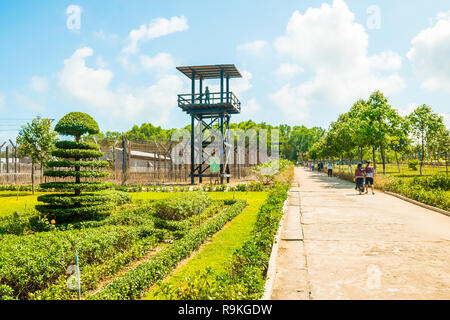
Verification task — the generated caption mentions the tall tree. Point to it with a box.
[407,104,444,175]
[16,116,58,194]
[361,91,400,174]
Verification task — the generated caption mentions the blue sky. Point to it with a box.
[1,0,449,141]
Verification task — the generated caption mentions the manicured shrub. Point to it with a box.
[154,192,211,221]
[154,184,289,300]
[88,200,247,300]
[37,112,118,223]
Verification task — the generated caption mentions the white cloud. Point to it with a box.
[59,47,116,107]
[407,11,450,92]
[440,113,450,128]
[269,84,309,122]
[122,15,188,55]
[272,0,404,119]
[139,52,176,73]
[236,40,268,55]
[96,56,109,68]
[396,103,418,117]
[30,76,49,94]
[58,47,185,126]
[275,63,304,79]
[240,98,261,116]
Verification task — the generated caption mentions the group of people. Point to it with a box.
[306,161,334,177]
[354,160,375,195]
[306,160,375,195]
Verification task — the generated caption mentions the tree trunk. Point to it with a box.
[420,133,424,176]
[380,143,386,175]
[372,147,377,174]
[359,147,363,162]
[395,151,400,173]
[446,154,448,176]
[31,160,35,195]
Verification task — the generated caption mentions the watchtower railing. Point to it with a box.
[178,91,241,113]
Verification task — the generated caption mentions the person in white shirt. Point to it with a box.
[327,161,333,177]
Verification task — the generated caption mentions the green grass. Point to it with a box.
[0,192,46,217]
[143,191,268,300]
[334,163,447,177]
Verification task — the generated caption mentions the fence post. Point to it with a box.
[6,146,9,174]
[0,142,5,173]
[122,135,127,186]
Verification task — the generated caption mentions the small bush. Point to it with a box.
[408,159,419,171]
[154,192,211,221]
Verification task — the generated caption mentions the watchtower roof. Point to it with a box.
[176,64,242,80]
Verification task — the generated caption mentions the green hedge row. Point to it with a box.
[155,184,289,300]
[55,141,99,150]
[153,201,223,237]
[0,223,164,299]
[39,182,114,192]
[385,177,450,211]
[37,191,130,207]
[51,149,104,159]
[47,160,110,168]
[30,236,160,300]
[88,200,247,300]
[154,192,211,221]
[43,170,110,178]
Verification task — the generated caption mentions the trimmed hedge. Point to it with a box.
[43,170,110,178]
[385,175,450,211]
[154,192,211,221]
[55,140,99,150]
[88,200,247,300]
[47,160,110,168]
[39,182,114,192]
[154,184,289,300]
[51,149,104,159]
[0,224,162,299]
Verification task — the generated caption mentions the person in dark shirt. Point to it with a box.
[364,160,375,195]
[355,163,365,194]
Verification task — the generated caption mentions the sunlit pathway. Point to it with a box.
[271,167,450,300]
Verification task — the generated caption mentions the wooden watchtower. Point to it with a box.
[176,64,242,184]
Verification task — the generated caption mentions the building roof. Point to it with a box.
[176,64,242,80]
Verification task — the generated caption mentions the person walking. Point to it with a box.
[355,163,365,195]
[327,161,333,177]
[364,160,375,195]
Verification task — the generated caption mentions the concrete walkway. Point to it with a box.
[270,167,450,300]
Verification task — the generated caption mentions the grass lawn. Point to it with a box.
[0,192,45,217]
[335,163,447,177]
[143,191,268,300]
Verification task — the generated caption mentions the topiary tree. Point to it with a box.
[37,112,122,222]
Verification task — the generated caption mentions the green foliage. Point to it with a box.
[408,159,419,171]
[47,160,110,168]
[38,112,112,222]
[51,149,104,159]
[154,184,288,300]
[385,174,450,210]
[154,192,211,221]
[248,181,265,191]
[251,159,293,185]
[43,170,109,178]
[39,181,114,191]
[55,140,99,150]
[88,200,247,300]
[54,112,100,138]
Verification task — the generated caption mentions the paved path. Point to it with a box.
[271,167,450,300]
